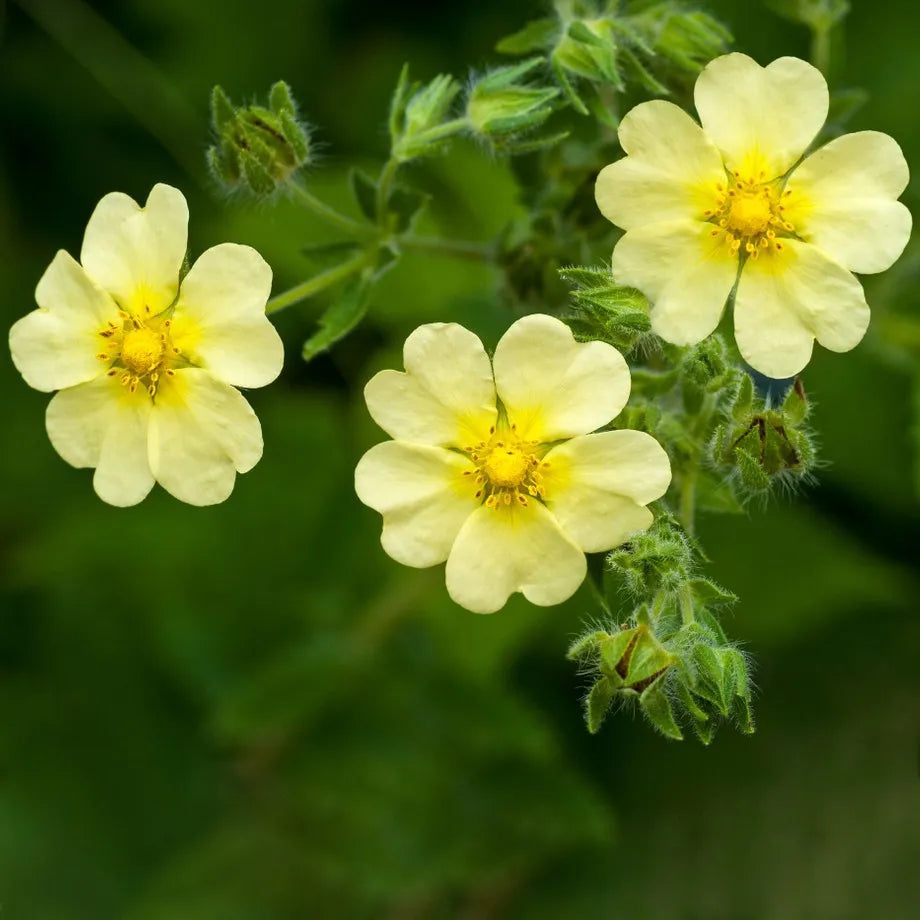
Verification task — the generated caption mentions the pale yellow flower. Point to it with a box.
[355,314,671,613]
[595,53,911,378]
[9,184,283,506]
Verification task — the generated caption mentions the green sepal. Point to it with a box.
[210,84,236,131]
[495,17,558,55]
[688,577,737,608]
[550,52,588,114]
[781,378,808,425]
[302,278,371,362]
[269,80,297,117]
[240,152,276,197]
[731,373,755,422]
[585,678,616,734]
[639,680,683,740]
[567,630,612,663]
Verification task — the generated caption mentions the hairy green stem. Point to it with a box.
[678,583,696,625]
[401,235,496,262]
[266,252,369,314]
[375,157,401,227]
[811,25,831,76]
[290,182,370,237]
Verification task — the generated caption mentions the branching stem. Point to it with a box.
[266,252,369,314]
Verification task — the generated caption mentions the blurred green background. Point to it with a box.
[1,1,918,917]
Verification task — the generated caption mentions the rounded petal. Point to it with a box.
[170,243,283,388]
[148,369,263,506]
[784,131,912,274]
[80,183,188,315]
[355,441,479,568]
[365,323,497,448]
[10,252,119,392]
[596,101,725,230]
[612,220,738,345]
[542,430,670,553]
[694,54,828,179]
[734,239,869,378]
[46,376,155,507]
[445,501,586,614]
[492,314,630,442]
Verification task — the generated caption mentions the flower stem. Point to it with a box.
[375,157,401,227]
[811,24,831,76]
[679,468,697,535]
[679,582,696,625]
[289,181,371,237]
[400,235,497,262]
[266,252,369,315]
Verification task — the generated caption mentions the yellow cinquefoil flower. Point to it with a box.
[595,53,912,378]
[355,314,671,613]
[9,184,283,507]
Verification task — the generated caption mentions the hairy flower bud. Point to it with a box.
[207,82,312,197]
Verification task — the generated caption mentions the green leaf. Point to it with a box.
[495,18,558,55]
[387,185,428,233]
[302,279,371,362]
[349,168,377,223]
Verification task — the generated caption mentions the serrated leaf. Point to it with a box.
[302,279,371,362]
[585,678,616,733]
[639,681,683,740]
[496,18,558,55]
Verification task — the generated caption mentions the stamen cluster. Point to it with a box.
[463,424,546,509]
[704,173,795,260]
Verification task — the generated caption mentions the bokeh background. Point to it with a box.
[1,1,918,917]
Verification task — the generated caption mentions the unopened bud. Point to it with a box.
[207,82,312,197]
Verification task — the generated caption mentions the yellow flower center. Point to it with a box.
[464,425,546,509]
[704,174,796,260]
[482,446,530,488]
[725,192,773,237]
[121,327,165,376]
[95,312,181,397]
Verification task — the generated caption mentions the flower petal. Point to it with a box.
[10,252,120,392]
[445,501,586,614]
[596,100,725,230]
[542,430,670,552]
[80,183,188,315]
[612,220,738,345]
[734,239,869,378]
[694,54,828,179]
[364,323,497,448]
[170,243,283,389]
[784,131,912,274]
[148,369,263,506]
[355,441,479,568]
[492,314,630,442]
[46,376,155,506]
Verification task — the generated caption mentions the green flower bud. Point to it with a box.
[466,58,560,147]
[559,265,651,352]
[607,514,695,600]
[712,376,816,499]
[389,66,464,162]
[207,82,312,197]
